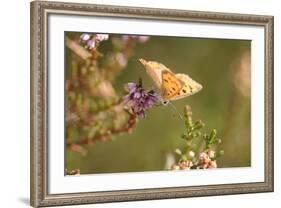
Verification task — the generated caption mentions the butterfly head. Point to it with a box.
[162,100,169,106]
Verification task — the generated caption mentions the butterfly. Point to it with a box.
[139,58,202,103]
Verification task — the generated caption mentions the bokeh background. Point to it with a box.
[65,32,251,174]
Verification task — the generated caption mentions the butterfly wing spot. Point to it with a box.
[181,85,193,94]
[188,85,193,93]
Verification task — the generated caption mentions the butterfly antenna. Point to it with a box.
[168,102,184,121]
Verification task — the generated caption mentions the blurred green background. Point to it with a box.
[65,33,251,174]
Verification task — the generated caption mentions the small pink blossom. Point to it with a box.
[209,161,217,169]
[207,149,215,158]
[121,35,150,44]
[178,161,193,170]
[95,34,109,42]
[80,33,91,42]
[86,39,95,49]
[199,152,211,163]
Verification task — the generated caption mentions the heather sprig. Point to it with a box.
[80,33,109,50]
[171,105,224,170]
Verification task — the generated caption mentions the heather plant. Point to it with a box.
[66,33,149,154]
[171,105,224,170]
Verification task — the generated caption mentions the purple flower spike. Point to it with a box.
[124,81,158,118]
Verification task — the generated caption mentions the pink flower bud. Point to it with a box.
[171,164,180,170]
[209,161,217,169]
[80,33,91,42]
[188,151,195,158]
[199,152,208,160]
[178,161,193,170]
[86,40,95,49]
[207,149,215,158]
[187,161,193,168]
[199,152,211,164]
[95,34,109,42]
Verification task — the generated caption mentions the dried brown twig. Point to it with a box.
[66,111,137,147]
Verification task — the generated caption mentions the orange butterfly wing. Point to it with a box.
[161,70,183,100]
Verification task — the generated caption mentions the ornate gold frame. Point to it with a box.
[30,1,274,207]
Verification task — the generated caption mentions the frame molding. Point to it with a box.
[30,1,274,207]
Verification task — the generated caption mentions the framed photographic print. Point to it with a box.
[30,1,274,207]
